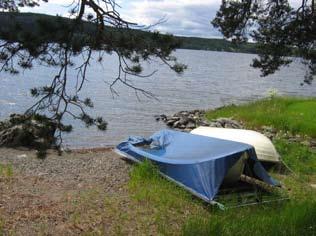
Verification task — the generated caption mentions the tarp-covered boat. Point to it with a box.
[115,129,278,203]
[190,127,280,163]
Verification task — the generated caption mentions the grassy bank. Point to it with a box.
[205,96,316,180]
[122,96,316,235]
[205,96,316,137]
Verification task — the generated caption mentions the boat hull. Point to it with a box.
[191,127,280,163]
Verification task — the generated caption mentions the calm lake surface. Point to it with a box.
[1,49,315,147]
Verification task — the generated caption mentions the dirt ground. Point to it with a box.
[0,147,132,235]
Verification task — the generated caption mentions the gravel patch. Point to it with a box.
[0,148,130,188]
[0,147,133,234]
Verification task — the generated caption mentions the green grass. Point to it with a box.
[128,159,193,208]
[128,160,208,234]
[182,201,316,236]
[205,97,316,137]
[274,139,316,176]
[0,163,13,178]
[128,158,316,236]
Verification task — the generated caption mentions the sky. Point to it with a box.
[21,0,301,39]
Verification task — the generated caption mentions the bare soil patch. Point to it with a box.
[0,147,132,235]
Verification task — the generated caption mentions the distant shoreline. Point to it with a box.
[0,11,257,55]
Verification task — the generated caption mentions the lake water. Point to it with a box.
[0,49,315,148]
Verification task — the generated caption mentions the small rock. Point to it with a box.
[309,140,316,147]
[207,122,218,127]
[160,114,167,119]
[166,120,175,127]
[229,120,242,129]
[215,118,229,126]
[300,140,310,146]
[200,121,210,127]
[173,121,181,128]
[262,126,276,133]
[224,123,232,128]
[17,154,27,158]
[263,132,274,140]
[288,137,300,142]
[179,111,189,116]
[38,172,48,176]
[183,128,192,132]
[192,115,198,119]
[170,116,180,121]
[186,122,196,129]
[179,117,189,126]
[160,114,167,121]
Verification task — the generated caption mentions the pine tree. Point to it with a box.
[213,0,315,84]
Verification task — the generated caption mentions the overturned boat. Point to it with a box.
[115,129,279,203]
[191,127,280,163]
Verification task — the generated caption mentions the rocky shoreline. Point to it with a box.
[155,109,316,149]
[155,110,243,132]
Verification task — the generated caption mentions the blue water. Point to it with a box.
[0,49,315,147]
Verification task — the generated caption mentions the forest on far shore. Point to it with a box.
[0,12,257,54]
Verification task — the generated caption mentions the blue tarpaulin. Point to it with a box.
[116,129,278,202]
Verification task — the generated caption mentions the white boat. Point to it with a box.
[191,126,280,163]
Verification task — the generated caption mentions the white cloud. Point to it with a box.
[119,0,221,37]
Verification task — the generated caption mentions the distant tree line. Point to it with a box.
[0,12,258,54]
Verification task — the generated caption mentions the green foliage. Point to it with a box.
[212,1,316,83]
[0,0,45,12]
[205,97,316,137]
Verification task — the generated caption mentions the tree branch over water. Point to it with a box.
[0,0,186,154]
[212,0,315,84]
